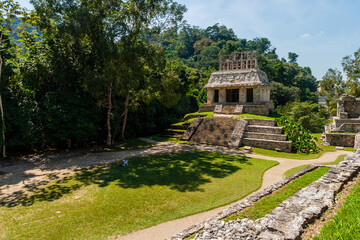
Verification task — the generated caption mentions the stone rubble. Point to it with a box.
[190,151,360,240]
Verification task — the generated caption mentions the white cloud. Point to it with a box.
[300,33,311,38]
[319,30,325,34]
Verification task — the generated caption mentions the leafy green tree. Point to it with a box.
[319,68,346,116]
[319,68,345,97]
[288,52,299,64]
[33,0,186,145]
[204,23,237,42]
[271,82,301,107]
[282,101,326,133]
[197,45,220,70]
[0,0,36,157]
[342,48,360,97]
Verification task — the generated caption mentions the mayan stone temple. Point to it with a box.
[200,51,273,116]
[181,51,292,152]
[323,94,360,147]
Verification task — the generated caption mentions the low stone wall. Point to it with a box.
[242,105,269,116]
[198,105,215,113]
[241,138,292,152]
[333,117,360,128]
[324,133,355,147]
[338,123,360,132]
[180,151,360,240]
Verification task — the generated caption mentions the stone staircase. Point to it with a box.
[241,119,292,152]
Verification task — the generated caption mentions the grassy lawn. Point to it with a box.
[283,155,347,178]
[94,138,154,152]
[0,151,277,240]
[225,167,329,221]
[284,165,311,178]
[314,179,360,240]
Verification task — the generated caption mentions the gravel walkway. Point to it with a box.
[0,140,351,240]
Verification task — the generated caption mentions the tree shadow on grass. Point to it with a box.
[0,151,250,207]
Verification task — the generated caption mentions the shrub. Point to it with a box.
[276,116,320,153]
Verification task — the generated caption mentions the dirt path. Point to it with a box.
[0,141,351,240]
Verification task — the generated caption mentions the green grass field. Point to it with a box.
[226,167,329,221]
[0,151,277,240]
[283,154,347,178]
[283,165,311,178]
[314,179,360,239]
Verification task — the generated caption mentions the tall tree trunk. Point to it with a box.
[121,94,129,140]
[106,82,112,146]
[0,56,5,158]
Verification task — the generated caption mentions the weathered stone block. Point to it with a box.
[355,133,360,150]
[228,119,247,148]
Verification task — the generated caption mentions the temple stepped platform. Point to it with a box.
[182,117,292,152]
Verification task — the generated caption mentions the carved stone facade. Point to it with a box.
[203,51,272,115]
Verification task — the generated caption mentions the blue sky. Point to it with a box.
[18,0,360,80]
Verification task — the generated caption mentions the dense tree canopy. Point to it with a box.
[0,0,339,156]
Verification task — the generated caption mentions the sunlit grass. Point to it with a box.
[283,154,347,178]
[284,165,311,178]
[0,151,277,240]
[314,179,360,240]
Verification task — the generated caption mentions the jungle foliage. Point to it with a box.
[0,0,342,155]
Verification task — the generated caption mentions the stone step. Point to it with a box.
[246,119,275,127]
[246,125,283,134]
[160,132,183,138]
[243,132,288,141]
[242,138,292,152]
[171,124,188,130]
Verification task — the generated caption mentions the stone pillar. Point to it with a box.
[239,88,246,104]
[355,133,360,150]
[253,87,260,104]
[266,88,270,102]
[207,89,214,105]
[337,100,347,119]
[219,89,226,103]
